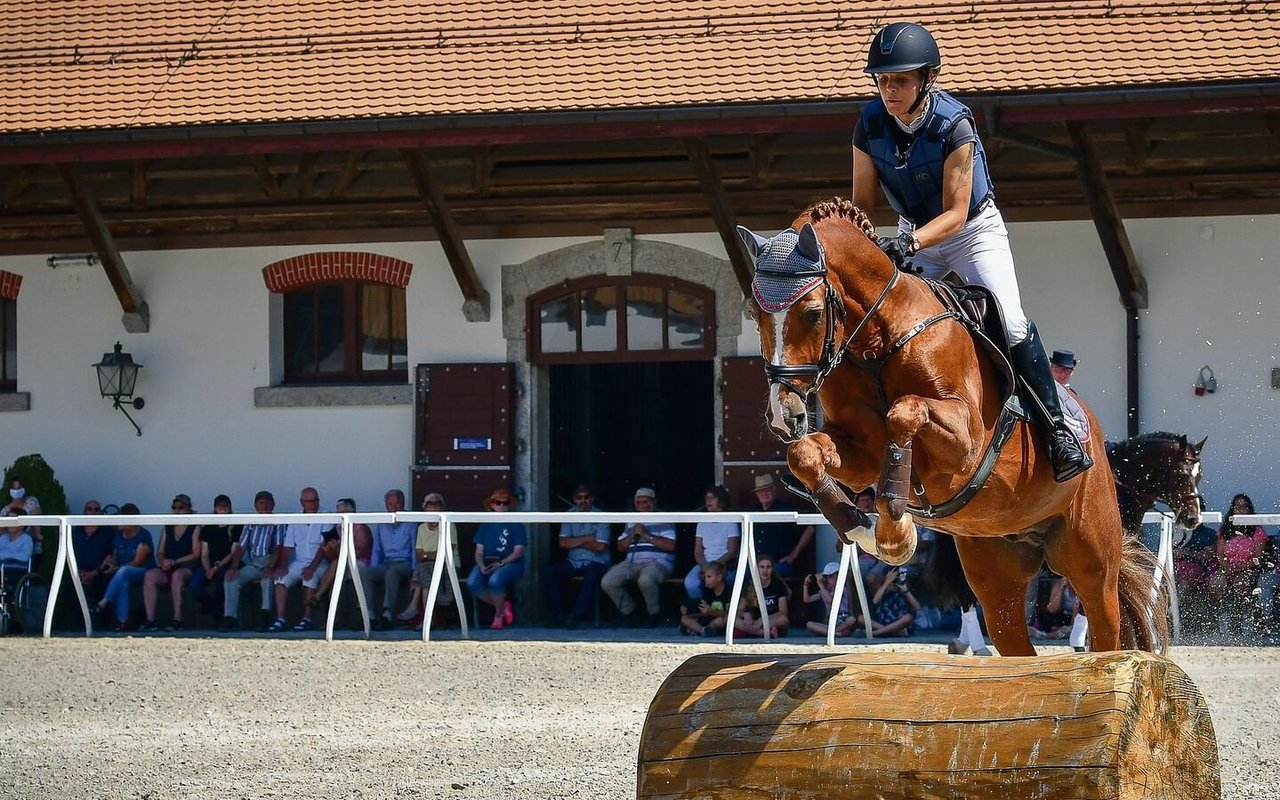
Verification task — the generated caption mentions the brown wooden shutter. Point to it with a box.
[720,356,788,508]
[412,363,514,514]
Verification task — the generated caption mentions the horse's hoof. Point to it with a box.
[947,638,969,655]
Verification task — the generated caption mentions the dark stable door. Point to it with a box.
[549,361,713,515]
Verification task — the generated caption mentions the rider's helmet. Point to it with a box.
[864,23,941,75]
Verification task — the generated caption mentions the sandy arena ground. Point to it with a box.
[0,636,1276,799]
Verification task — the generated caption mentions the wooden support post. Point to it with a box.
[57,162,150,332]
[684,137,753,297]
[639,651,1219,800]
[401,148,490,321]
[1065,121,1149,310]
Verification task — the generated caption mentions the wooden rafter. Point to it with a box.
[130,159,148,206]
[683,137,752,296]
[3,166,31,208]
[401,147,489,321]
[329,149,366,198]
[297,152,319,198]
[56,162,150,332]
[1064,121,1149,310]
[250,154,282,198]
[1124,119,1149,175]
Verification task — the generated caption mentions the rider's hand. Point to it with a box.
[877,233,920,270]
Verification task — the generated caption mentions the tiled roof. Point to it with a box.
[2,0,1277,134]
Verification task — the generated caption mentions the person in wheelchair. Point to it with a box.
[0,508,34,582]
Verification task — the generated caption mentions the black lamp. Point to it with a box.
[93,342,145,436]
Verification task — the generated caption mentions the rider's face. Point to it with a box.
[874,71,926,117]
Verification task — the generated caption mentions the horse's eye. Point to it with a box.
[803,307,822,327]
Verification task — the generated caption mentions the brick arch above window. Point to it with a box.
[0,270,22,300]
[261,251,412,293]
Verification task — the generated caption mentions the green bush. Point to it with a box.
[4,453,69,584]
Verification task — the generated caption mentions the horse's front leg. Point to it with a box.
[875,395,980,565]
[786,430,879,554]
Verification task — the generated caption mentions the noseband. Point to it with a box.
[760,265,900,401]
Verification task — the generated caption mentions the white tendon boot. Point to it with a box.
[948,604,973,654]
[1069,613,1089,652]
[965,606,993,656]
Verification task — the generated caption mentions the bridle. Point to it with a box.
[759,262,900,402]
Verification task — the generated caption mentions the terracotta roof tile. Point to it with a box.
[1,1,1277,134]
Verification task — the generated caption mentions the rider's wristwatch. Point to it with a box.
[906,233,921,254]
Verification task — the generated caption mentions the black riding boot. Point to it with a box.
[1009,322,1093,482]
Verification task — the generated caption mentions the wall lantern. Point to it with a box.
[93,341,145,435]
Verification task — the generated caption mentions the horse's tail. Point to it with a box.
[1117,530,1171,654]
[922,532,977,609]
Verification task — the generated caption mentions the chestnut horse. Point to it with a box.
[739,198,1167,656]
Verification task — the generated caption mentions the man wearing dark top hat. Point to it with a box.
[1050,349,1078,389]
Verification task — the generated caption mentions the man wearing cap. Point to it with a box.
[600,487,678,625]
[546,483,613,628]
[1050,349,1078,389]
[220,490,287,632]
[748,474,815,578]
[265,487,337,633]
[359,488,418,631]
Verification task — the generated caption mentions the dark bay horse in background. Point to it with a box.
[739,198,1167,656]
[1108,432,1206,536]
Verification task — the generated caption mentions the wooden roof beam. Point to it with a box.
[401,148,489,321]
[1064,121,1149,310]
[57,162,150,332]
[684,137,752,296]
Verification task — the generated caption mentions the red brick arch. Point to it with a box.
[0,270,22,300]
[261,252,412,293]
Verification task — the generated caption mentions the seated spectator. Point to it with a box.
[359,489,418,631]
[803,562,857,637]
[293,528,345,631]
[683,485,740,599]
[466,488,527,631]
[141,494,201,632]
[336,498,374,567]
[546,484,612,629]
[1211,492,1268,635]
[267,487,336,633]
[863,566,920,637]
[852,488,890,595]
[220,490,286,632]
[397,492,460,629]
[733,552,791,638]
[600,487,678,626]
[72,500,116,605]
[1174,498,1217,594]
[0,509,34,581]
[678,560,731,637]
[749,474,814,577]
[2,474,42,569]
[92,504,156,631]
[1028,574,1077,640]
[1257,533,1280,633]
[190,494,240,622]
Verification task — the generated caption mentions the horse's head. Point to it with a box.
[738,222,838,442]
[1170,435,1208,530]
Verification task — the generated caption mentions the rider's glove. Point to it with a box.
[877,232,921,270]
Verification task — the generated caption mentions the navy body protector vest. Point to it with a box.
[862,91,994,227]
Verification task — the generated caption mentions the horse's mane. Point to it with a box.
[1110,431,1189,455]
[799,197,879,244]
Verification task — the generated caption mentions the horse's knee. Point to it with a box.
[885,397,930,444]
[787,435,832,479]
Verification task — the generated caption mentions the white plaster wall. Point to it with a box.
[1,216,1276,516]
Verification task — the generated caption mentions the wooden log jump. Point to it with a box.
[638,651,1219,800]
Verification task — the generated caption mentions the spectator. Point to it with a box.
[1211,493,1268,635]
[72,499,116,605]
[748,474,814,577]
[1029,575,1079,641]
[1050,349,1078,388]
[266,487,336,633]
[546,484,612,629]
[1257,532,1280,633]
[359,489,417,631]
[293,528,346,631]
[803,562,856,637]
[140,493,201,632]
[397,492,460,629]
[1173,500,1218,631]
[733,552,791,638]
[0,509,34,573]
[220,490,286,632]
[190,494,240,622]
[678,560,731,637]
[92,503,156,631]
[683,485,740,600]
[867,566,921,637]
[334,497,374,567]
[466,488,527,630]
[2,474,42,569]
[852,488,890,594]
[600,487,678,626]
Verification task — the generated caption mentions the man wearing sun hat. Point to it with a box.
[748,473,815,577]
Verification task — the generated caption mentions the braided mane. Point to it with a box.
[800,197,879,244]
[1111,431,1189,454]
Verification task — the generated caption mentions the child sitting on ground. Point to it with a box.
[804,562,857,638]
[679,561,731,637]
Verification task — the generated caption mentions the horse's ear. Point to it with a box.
[1193,435,1208,453]
[796,223,824,264]
[736,225,767,262]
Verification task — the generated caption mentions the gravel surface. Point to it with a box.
[0,637,1275,799]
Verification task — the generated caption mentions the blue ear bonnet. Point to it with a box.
[740,225,828,313]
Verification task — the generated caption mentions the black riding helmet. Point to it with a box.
[864,23,941,115]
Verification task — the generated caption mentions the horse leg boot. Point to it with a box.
[1009,321,1093,483]
[809,475,876,554]
[872,442,918,566]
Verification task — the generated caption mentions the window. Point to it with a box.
[283,282,407,383]
[0,297,14,392]
[529,275,714,364]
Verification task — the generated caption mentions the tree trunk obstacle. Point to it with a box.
[638,651,1219,799]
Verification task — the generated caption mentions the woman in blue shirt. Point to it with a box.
[466,488,527,630]
[92,503,157,630]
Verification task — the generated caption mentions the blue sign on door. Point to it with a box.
[453,437,492,451]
